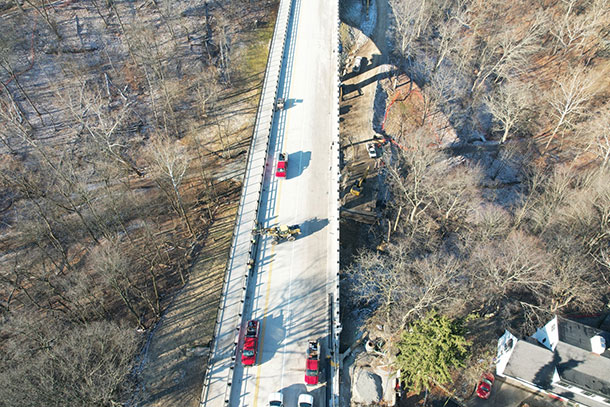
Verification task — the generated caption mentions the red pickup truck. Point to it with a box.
[241,320,259,366]
[304,340,319,385]
[276,152,287,177]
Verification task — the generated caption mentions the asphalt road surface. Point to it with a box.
[230,0,335,405]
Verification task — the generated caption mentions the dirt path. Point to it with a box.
[338,0,393,406]
[339,0,392,257]
[340,0,390,157]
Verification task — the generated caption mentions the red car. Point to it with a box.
[241,320,259,366]
[476,372,495,399]
[276,153,287,177]
[305,340,319,385]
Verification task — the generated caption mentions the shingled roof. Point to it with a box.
[553,318,610,397]
[502,338,556,388]
[497,316,610,407]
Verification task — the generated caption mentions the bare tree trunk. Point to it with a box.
[89,0,110,27]
[0,80,34,128]
[0,58,44,125]
[23,0,62,39]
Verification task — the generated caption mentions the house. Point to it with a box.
[496,316,610,407]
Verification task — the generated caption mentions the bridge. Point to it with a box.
[200,0,341,405]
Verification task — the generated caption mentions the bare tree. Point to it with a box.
[508,166,610,317]
[215,14,234,85]
[348,239,467,332]
[385,133,481,240]
[93,238,147,328]
[550,0,608,54]
[544,67,597,151]
[469,230,551,312]
[399,252,468,324]
[196,69,221,120]
[61,80,143,176]
[522,165,575,235]
[0,89,33,150]
[149,0,178,44]
[419,65,462,127]
[484,80,532,143]
[469,205,512,243]
[348,245,411,330]
[389,0,419,58]
[389,0,439,59]
[471,12,545,92]
[432,2,471,72]
[596,248,610,288]
[0,255,26,313]
[578,102,610,167]
[0,316,139,407]
[0,50,44,124]
[538,171,609,312]
[428,161,482,223]
[21,0,62,39]
[148,134,194,236]
[385,130,442,226]
[546,245,604,314]
[88,0,111,27]
[558,168,610,252]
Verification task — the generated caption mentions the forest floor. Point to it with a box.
[130,7,278,407]
[134,188,239,407]
[339,0,390,268]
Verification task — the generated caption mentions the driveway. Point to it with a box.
[465,377,567,407]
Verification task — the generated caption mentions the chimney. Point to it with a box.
[590,335,606,355]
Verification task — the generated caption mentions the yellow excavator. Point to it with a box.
[253,223,301,244]
[350,165,370,196]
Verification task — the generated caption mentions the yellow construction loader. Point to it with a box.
[350,165,370,196]
[253,223,301,244]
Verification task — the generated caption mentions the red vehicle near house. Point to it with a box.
[476,372,495,399]
[276,153,287,177]
[305,340,320,385]
[241,320,259,366]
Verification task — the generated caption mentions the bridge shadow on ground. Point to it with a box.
[342,68,390,101]
[300,217,329,237]
[287,151,311,179]
[278,377,328,405]
[283,98,303,110]
[340,0,387,59]
[260,312,284,364]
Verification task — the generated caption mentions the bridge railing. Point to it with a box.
[199,0,295,405]
[329,0,341,406]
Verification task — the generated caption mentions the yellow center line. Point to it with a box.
[253,167,284,407]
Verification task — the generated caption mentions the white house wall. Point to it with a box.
[532,316,559,351]
[496,330,518,376]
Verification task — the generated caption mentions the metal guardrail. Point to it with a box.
[329,0,342,405]
[199,0,295,405]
